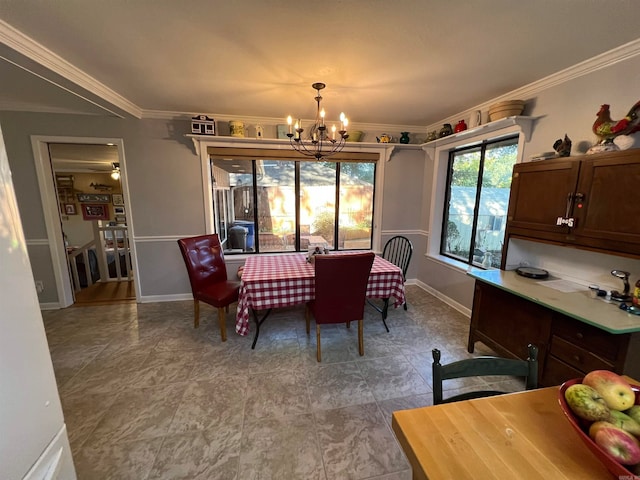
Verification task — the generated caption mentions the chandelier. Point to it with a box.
[287,82,349,160]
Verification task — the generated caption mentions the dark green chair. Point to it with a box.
[432,344,538,404]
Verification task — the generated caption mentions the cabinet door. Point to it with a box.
[573,149,640,254]
[506,158,581,237]
[468,282,551,367]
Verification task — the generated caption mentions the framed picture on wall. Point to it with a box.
[77,193,111,203]
[115,216,126,223]
[114,206,125,215]
[64,203,77,215]
[112,194,124,206]
[81,203,109,221]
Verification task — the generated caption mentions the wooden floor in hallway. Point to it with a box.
[73,280,135,306]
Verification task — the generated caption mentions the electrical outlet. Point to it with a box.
[35,281,44,293]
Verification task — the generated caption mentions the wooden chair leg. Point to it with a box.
[217,307,227,342]
[316,324,322,362]
[305,305,311,335]
[346,321,351,329]
[358,319,364,356]
[193,299,200,328]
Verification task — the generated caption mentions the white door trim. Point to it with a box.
[31,135,140,307]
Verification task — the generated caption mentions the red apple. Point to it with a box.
[583,370,635,411]
[589,420,614,439]
[564,383,611,421]
[593,423,640,465]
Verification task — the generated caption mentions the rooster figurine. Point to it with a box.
[592,101,640,143]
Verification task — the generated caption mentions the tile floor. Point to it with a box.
[43,285,526,480]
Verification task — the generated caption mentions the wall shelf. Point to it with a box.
[185,134,420,161]
[421,116,536,150]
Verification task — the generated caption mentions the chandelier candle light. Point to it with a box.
[287,82,349,160]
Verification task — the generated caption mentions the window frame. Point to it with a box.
[192,137,394,257]
[210,157,377,254]
[425,120,531,273]
[439,135,518,268]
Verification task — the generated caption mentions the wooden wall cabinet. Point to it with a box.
[504,149,640,262]
[468,281,633,387]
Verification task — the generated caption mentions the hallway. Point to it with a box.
[73,280,135,306]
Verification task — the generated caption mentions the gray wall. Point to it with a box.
[0,111,426,304]
[417,53,640,311]
[0,113,208,302]
[3,53,639,309]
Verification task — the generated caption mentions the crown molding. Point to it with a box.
[0,19,143,118]
[425,38,640,132]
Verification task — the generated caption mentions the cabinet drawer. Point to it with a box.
[550,335,615,372]
[540,355,584,387]
[552,314,625,362]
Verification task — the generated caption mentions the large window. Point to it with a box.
[440,136,518,268]
[211,154,376,254]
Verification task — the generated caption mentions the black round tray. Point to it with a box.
[515,267,549,279]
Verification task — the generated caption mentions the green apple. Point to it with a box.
[583,370,635,411]
[608,410,640,436]
[593,423,640,465]
[565,383,611,422]
[625,405,640,424]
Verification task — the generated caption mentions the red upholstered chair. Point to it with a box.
[305,252,375,362]
[177,234,240,341]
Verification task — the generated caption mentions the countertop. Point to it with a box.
[467,268,640,334]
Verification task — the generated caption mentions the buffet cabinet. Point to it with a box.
[503,148,640,265]
[467,281,633,387]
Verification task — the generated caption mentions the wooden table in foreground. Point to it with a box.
[391,385,614,480]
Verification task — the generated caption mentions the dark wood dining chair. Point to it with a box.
[305,252,375,362]
[177,234,240,341]
[432,343,538,404]
[367,235,413,331]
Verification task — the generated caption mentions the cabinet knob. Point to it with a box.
[575,332,584,340]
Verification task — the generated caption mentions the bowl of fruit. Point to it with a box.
[558,371,640,478]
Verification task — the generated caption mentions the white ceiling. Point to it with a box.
[1,1,640,128]
[48,143,119,172]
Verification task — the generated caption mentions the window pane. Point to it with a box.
[211,155,378,255]
[212,159,255,252]
[300,161,336,249]
[256,160,295,252]
[473,140,518,268]
[443,148,481,262]
[339,162,374,250]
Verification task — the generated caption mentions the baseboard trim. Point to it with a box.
[39,302,61,310]
[413,279,471,318]
[139,293,192,303]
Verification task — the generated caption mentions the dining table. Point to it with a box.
[391,383,629,480]
[235,251,406,348]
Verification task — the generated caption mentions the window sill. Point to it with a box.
[425,252,495,275]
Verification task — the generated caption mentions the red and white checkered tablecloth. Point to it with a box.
[235,252,405,336]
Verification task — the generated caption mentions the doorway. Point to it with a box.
[32,136,139,308]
